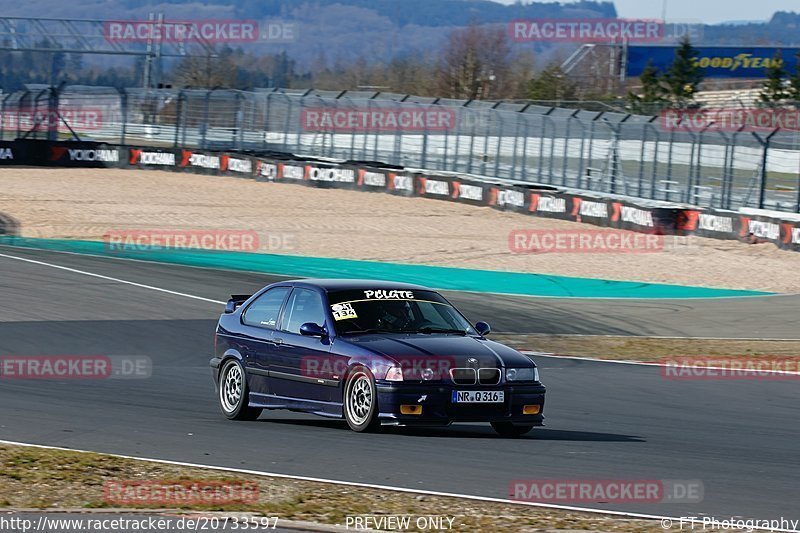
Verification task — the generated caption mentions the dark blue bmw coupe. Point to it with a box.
[210,279,545,436]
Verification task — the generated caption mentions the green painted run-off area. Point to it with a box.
[0,237,772,299]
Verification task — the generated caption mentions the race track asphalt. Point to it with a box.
[0,245,798,522]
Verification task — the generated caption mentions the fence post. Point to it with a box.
[537,109,553,181]
[582,113,603,190]
[721,126,739,209]
[493,107,503,179]
[665,126,677,199]
[511,105,528,180]
[346,96,356,161]
[467,102,477,174]
[685,129,698,204]
[235,91,244,151]
[117,88,128,146]
[0,93,10,141]
[756,129,779,209]
[637,120,655,197]
[16,90,29,139]
[792,131,800,212]
[521,115,530,181]
[262,91,272,151]
[201,89,211,149]
[47,85,60,142]
[603,119,620,195]
[26,88,47,140]
[546,115,557,184]
[650,125,661,200]
[561,110,578,185]
[436,99,447,171]
[482,104,498,176]
[570,119,585,188]
[422,103,430,170]
[173,89,183,148]
[283,96,293,153]
[692,122,715,205]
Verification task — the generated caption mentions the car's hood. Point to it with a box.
[338,334,534,368]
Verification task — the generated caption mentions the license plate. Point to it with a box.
[452,390,504,403]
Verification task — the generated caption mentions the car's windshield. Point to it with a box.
[328,289,476,335]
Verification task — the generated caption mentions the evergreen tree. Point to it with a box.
[788,52,800,103]
[663,36,704,108]
[759,51,789,105]
[627,60,667,114]
[528,65,577,101]
[639,60,665,102]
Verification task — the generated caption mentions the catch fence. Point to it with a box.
[2,84,799,212]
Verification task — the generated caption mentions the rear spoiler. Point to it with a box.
[224,294,252,314]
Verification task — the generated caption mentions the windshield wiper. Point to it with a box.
[417,327,468,335]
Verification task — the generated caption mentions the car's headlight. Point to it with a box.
[506,367,538,382]
[385,366,404,381]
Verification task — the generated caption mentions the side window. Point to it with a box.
[282,289,326,335]
[242,287,290,329]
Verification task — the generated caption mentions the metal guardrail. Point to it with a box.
[2,84,800,213]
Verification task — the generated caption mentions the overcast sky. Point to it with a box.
[492,0,798,24]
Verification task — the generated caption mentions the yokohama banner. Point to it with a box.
[5,139,800,253]
[679,207,800,251]
[0,141,16,165]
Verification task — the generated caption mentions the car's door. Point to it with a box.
[238,286,291,399]
[269,287,335,403]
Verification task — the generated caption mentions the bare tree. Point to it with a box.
[436,23,512,100]
[172,47,238,88]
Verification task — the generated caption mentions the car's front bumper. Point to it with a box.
[376,382,546,426]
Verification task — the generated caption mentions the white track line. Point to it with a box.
[0,252,225,305]
[524,351,661,367]
[515,333,800,342]
[2,439,796,532]
[525,352,800,376]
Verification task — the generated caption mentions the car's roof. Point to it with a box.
[285,278,432,292]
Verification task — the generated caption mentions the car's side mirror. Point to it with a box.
[475,321,491,336]
[300,322,327,337]
[224,295,251,314]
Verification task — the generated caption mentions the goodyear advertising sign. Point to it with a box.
[627,46,800,78]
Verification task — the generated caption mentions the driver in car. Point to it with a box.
[376,300,415,331]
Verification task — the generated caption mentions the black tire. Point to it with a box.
[343,366,380,432]
[491,422,534,438]
[218,359,262,421]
